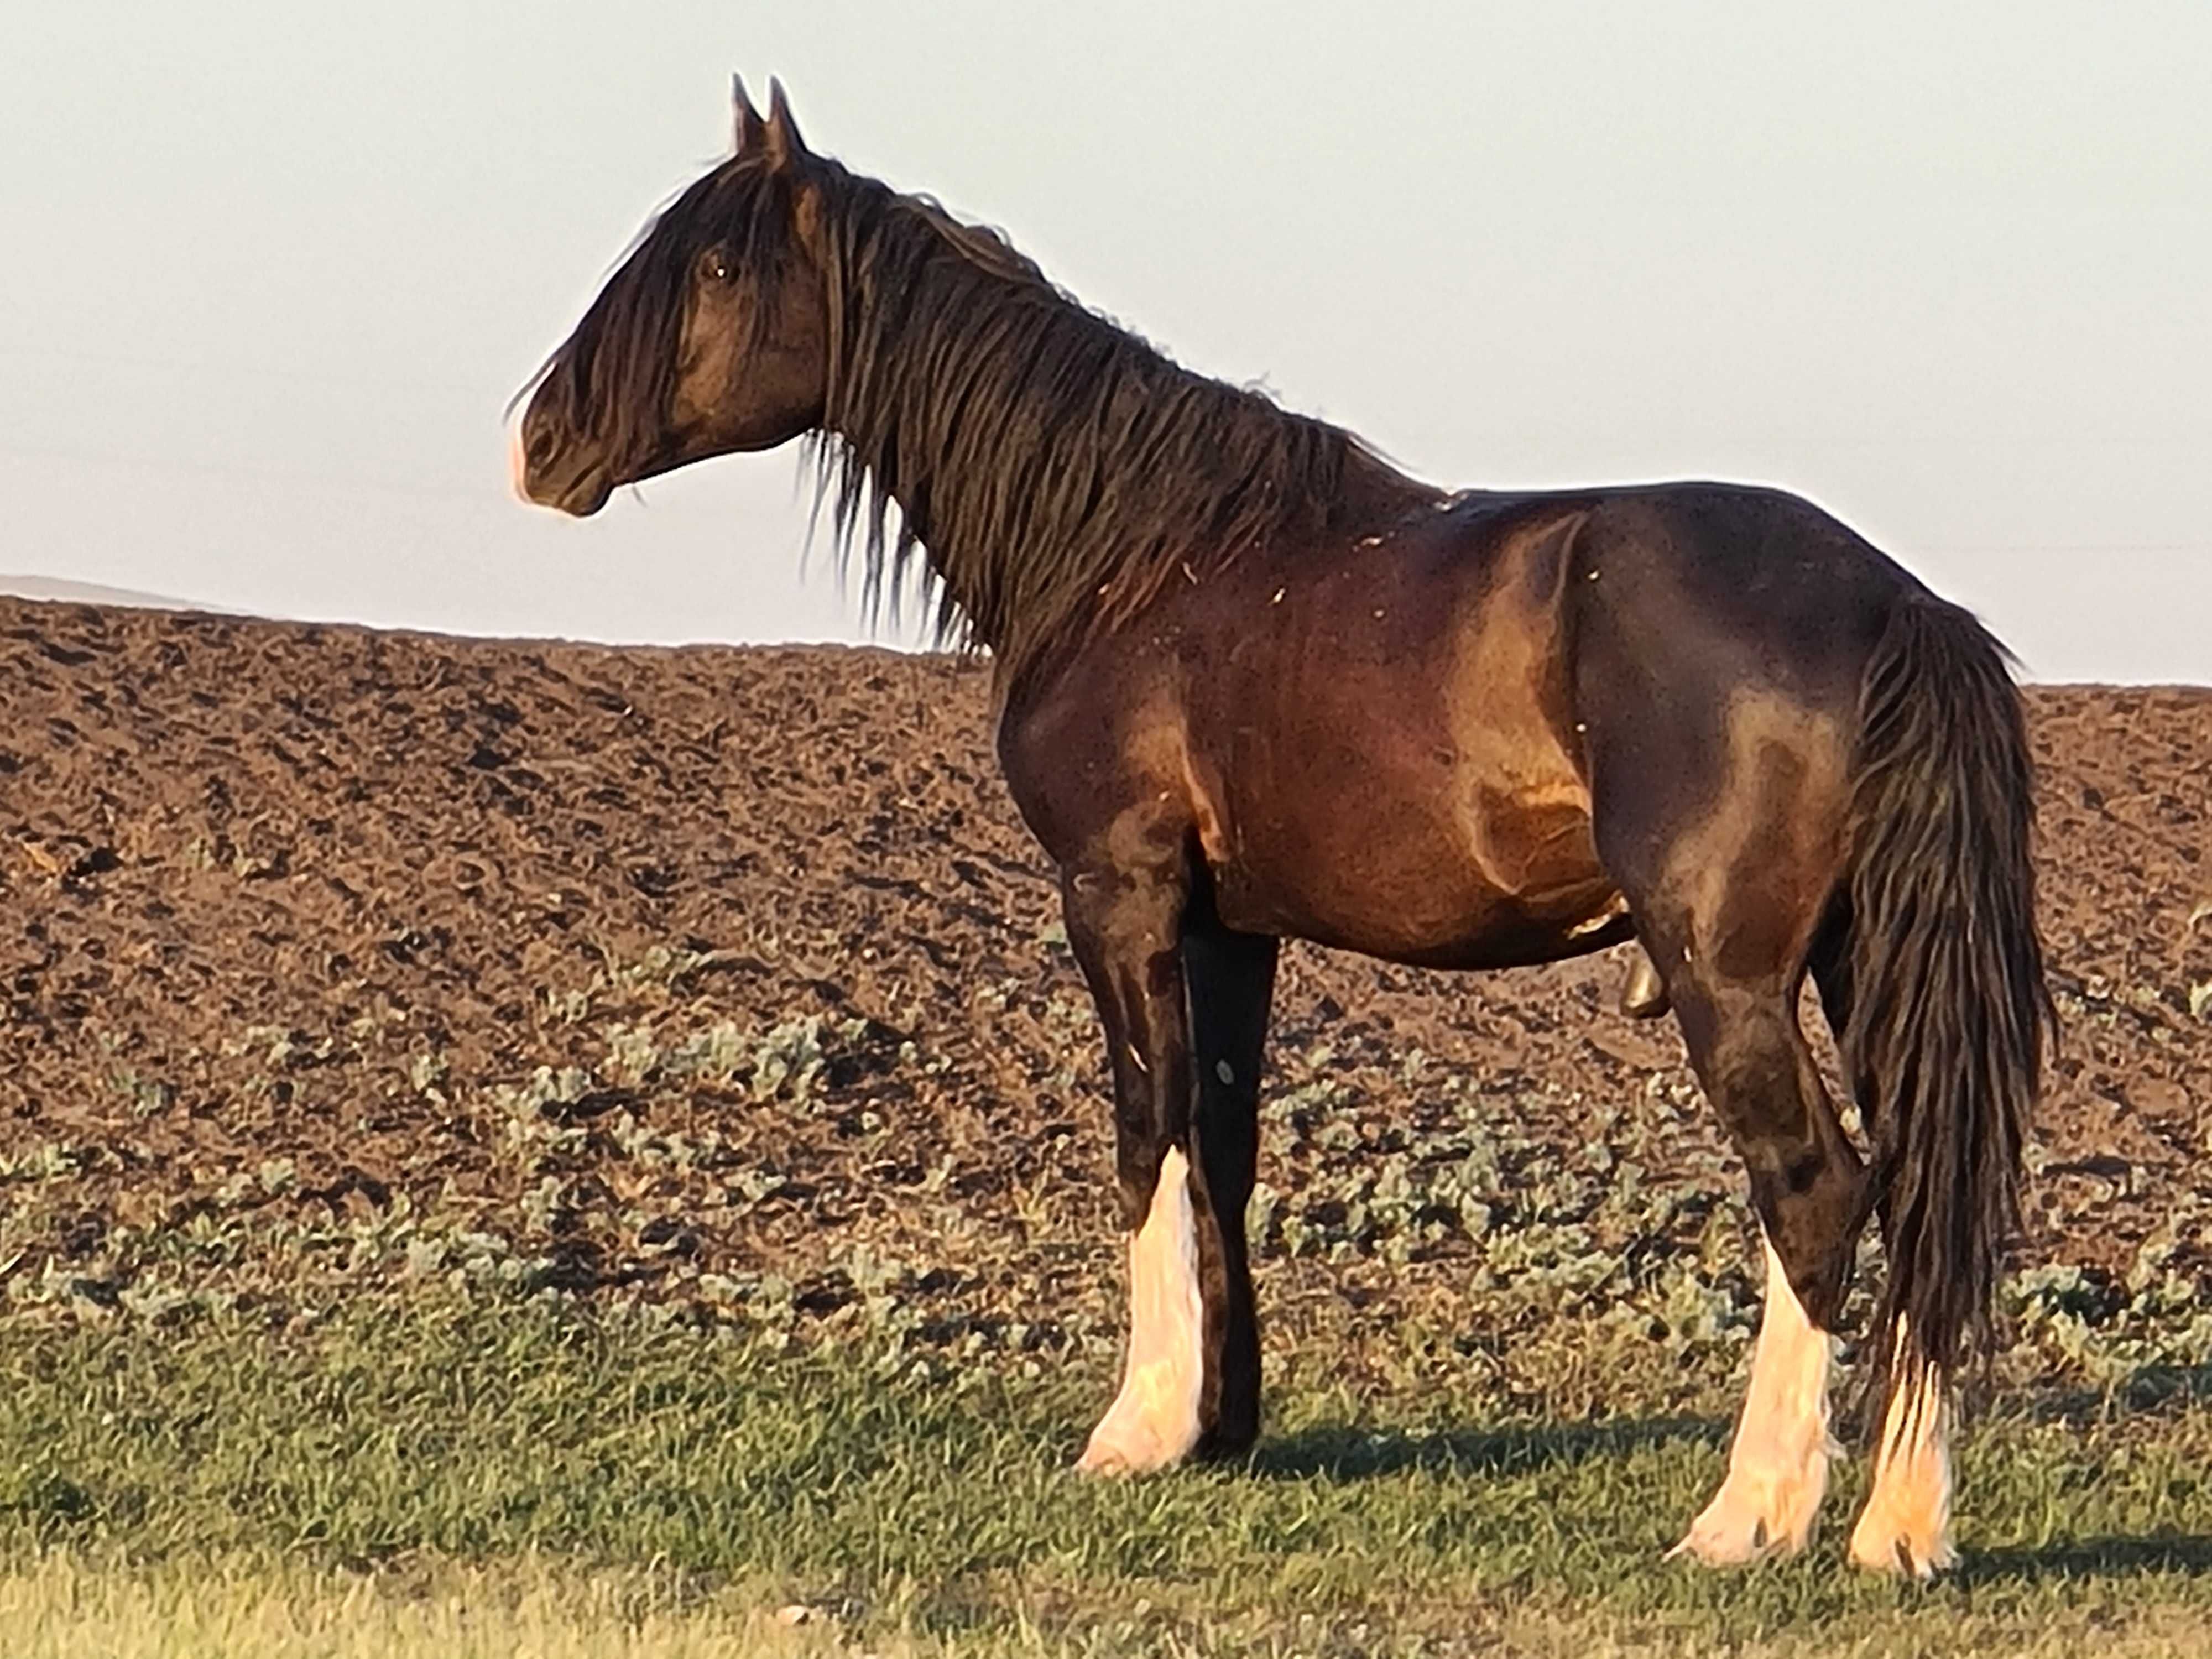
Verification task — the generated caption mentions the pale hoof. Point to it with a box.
[1847,1503,1957,1579]
[1668,1457,1828,1566]
[1073,1442,1134,1477]
[1073,1409,1192,1477]
[1670,1496,1779,1567]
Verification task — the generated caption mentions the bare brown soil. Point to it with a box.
[2,596,2207,1397]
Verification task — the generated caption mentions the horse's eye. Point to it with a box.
[701,249,733,284]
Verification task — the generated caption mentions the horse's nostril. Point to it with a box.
[525,424,559,468]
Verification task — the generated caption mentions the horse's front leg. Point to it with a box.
[1062,859,1274,1473]
[1179,896,1277,1457]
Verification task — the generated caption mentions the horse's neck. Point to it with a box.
[817,227,1439,659]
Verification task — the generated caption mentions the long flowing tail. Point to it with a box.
[1841,596,2054,1420]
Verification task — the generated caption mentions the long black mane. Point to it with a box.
[545,147,1412,682]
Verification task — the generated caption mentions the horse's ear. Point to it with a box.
[765,77,808,169]
[732,73,765,154]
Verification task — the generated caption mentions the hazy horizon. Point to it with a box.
[6,572,2206,691]
[4,4,2206,683]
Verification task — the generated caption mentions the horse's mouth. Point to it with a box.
[512,425,615,517]
[540,471,614,518]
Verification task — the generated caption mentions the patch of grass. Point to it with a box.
[9,1555,2212,1659]
[7,1301,2212,1653]
[0,1553,847,1659]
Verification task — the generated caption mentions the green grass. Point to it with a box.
[6,1301,2212,1653]
[0,1553,852,1659]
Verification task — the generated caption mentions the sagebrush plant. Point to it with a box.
[2,985,2210,1410]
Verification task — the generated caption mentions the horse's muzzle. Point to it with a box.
[512,411,613,517]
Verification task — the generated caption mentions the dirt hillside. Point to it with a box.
[2,596,2208,1405]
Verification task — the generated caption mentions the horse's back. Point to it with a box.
[1563,481,1913,705]
[1001,478,1918,971]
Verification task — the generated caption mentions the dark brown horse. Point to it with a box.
[514,81,2050,1577]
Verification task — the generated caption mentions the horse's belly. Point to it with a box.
[1173,503,1623,966]
[1202,771,1625,969]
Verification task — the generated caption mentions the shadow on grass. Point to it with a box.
[1246,1414,1727,1483]
[1961,1535,2212,1585]
[2016,1366,2212,1430]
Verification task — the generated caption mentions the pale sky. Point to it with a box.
[2,3,2206,681]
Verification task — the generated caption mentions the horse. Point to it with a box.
[512,79,2051,1578]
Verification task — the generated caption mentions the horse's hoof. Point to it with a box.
[1073,1443,1135,1477]
[1670,1420,1834,1568]
[1847,1507,1956,1579]
[1667,1516,1770,1568]
[1668,1484,1819,1567]
[1074,1409,1193,1477]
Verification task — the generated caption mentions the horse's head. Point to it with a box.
[513,78,830,515]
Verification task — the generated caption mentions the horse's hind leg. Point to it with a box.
[1603,831,1866,1563]
[1848,1327,1954,1575]
[1659,955,1866,1564]
[1645,978,1858,1563]
[1809,928,1958,1576]
[1672,1217,1845,1564]
[1061,855,1275,1472]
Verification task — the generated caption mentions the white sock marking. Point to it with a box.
[1077,1146,1204,1475]
[1849,1345,1954,1577]
[1672,1234,1837,1565]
